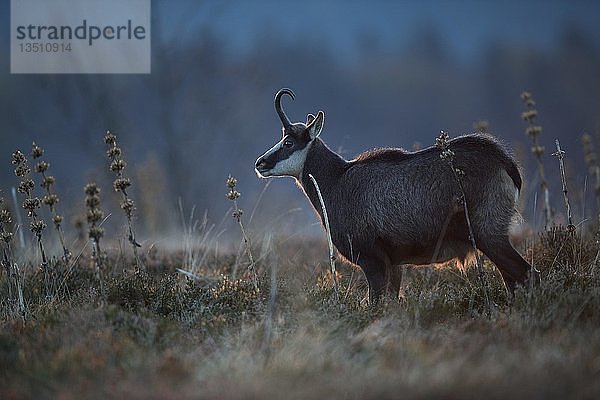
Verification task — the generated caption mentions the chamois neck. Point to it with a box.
[299,139,348,223]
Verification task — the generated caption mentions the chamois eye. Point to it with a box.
[283,139,294,148]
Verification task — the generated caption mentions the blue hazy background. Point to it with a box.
[1,0,599,237]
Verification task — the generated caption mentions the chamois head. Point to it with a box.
[255,88,324,178]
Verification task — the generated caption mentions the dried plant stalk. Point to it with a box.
[12,150,51,296]
[31,143,71,262]
[226,175,258,290]
[0,196,25,317]
[435,131,493,316]
[552,139,575,232]
[582,133,600,217]
[84,183,106,295]
[521,91,551,227]
[309,173,339,296]
[104,131,142,269]
[262,234,277,363]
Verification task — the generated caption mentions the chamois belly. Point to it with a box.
[393,240,475,268]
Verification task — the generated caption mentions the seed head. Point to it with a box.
[232,209,243,219]
[473,120,489,134]
[85,195,101,209]
[227,190,241,200]
[521,110,538,122]
[87,208,104,224]
[41,175,55,189]
[440,149,455,161]
[526,126,542,137]
[104,130,117,146]
[22,197,40,213]
[84,183,100,196]
[435,131,450,150]
[14,164,30,178]
[1,231,13,243]
[17,179,34,195]
[585,153,597,166]
[31,143,44,159]
[113,178,131,192]
[11,150,26,165]
[107,146,122,159]
[30,219,46,235]
[226,175,237,189]
[520,92,537,109]
[531,145,545,157]
[89,225,104,241]
[110,159,127,173]
[121,198,135,214]
[42,194,59,207]
[35,161,49,173]
[52,214,63,228]
[582,133,593,146]
[0,209,12,224]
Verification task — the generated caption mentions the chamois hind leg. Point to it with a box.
[477,235,531,293]
[359,256,388,306]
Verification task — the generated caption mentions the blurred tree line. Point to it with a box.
[0,12,598,235]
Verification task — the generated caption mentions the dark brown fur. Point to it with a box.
[257,89,533,304]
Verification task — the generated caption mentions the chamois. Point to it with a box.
[255,88,533,304]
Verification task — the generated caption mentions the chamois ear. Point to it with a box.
[308,111,324,139]
[306,113,316,125]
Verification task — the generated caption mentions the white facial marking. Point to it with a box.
[271,145,309,177]
[256,138,311,178]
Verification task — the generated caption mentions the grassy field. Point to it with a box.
[1,227,599,399]
[2,120,600,399]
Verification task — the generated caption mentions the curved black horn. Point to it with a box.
[274,88,295,129]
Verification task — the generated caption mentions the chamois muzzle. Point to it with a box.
[255,157,272,177]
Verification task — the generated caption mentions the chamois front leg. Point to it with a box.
[386,265,403,299]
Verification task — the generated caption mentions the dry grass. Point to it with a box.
[1,229,599,399]
[1,124,600,399]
